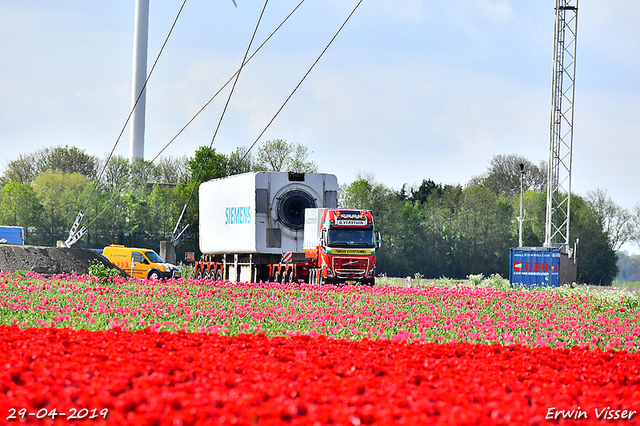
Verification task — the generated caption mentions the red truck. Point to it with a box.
[302,208,377,285]
[194,172,378,285]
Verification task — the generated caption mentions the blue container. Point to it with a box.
[509,247,560,287]
[0,226,24,245]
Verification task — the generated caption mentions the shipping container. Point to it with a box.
[0,226,24,245]
[509,247,561,287]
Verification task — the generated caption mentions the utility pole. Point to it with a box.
[544,0,578,253]
[518,163,525,248]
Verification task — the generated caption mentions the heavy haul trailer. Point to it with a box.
[195,171,378,285]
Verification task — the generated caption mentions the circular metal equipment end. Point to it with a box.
[277,189,316,230]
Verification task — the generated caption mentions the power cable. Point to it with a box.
[172,0,270,246]
[173,0,364,245]
[69,1,304,247]
[151,0,306,162]
[65,0,191,246]
[231,0,363,174]
[69,0,363,248]
[90,0,190,209]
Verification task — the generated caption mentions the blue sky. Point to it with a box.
[1,1,639,248]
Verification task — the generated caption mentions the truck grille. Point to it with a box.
[332,256,369,279]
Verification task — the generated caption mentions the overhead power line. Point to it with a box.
[65,0,191,247]
[172,0,271,246]
[172,0,364,246]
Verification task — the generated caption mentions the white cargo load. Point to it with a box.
[199,172,338,255]
[303,208,325,251]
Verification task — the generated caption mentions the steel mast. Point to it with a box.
[544,0,578,252]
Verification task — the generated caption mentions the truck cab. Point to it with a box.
[102,245,181,280]
[305,209,378,285]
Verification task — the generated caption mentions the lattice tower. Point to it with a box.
[544,0,578,252]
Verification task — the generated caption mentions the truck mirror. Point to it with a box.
[377,232,382,248]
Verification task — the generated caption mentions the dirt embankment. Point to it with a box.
[0,245,120,276]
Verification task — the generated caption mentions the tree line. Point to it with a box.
[0,141,317,263]
[341,155,640,285]
[0,144,636,285]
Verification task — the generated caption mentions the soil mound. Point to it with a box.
[0,245,121,276]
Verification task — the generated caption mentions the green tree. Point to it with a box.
[408,179,444,205]
[31,171,88,246]
[457,186,515,277]
[585,188,635,251]
[255,139,318,173]
[616,252,640,282]
[1,145,99,186]
[170,182,200,257]
[227,146,255,175]
[571,195,619,285]
[121,191,149,247]
[469,154,546,198]
[156,155,189,184]
[100,156,130,192]
[148,184,176,239]
[515,190,546,248]
[188,146,229,183]
[0,153,38,186]
[0,182,43,244]
[37,145,99,178]
[341,178,373,210]
[129,158,161,191]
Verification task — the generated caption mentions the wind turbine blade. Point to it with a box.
[232,0,237,7]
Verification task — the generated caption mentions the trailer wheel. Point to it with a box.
[280,269,288,284]
[205,268,211,279]
[308,269,315,285]
[273,270,280,284]
[196,269,203,280]
[215,268,223,281]
[286,269,293,284]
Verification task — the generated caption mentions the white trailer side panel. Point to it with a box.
[199,173,257,254]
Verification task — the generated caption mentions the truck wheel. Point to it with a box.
[215,268,223,281]
[148,270,161,280]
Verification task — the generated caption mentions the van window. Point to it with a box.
[132,252,148,264]
[145,251,165,264]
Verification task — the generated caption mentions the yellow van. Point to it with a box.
[102,245,181,280]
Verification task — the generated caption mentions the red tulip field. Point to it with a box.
[1,272,640,425]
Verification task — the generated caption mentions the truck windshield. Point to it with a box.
[327,228,374,248]
[145,251,165,263]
